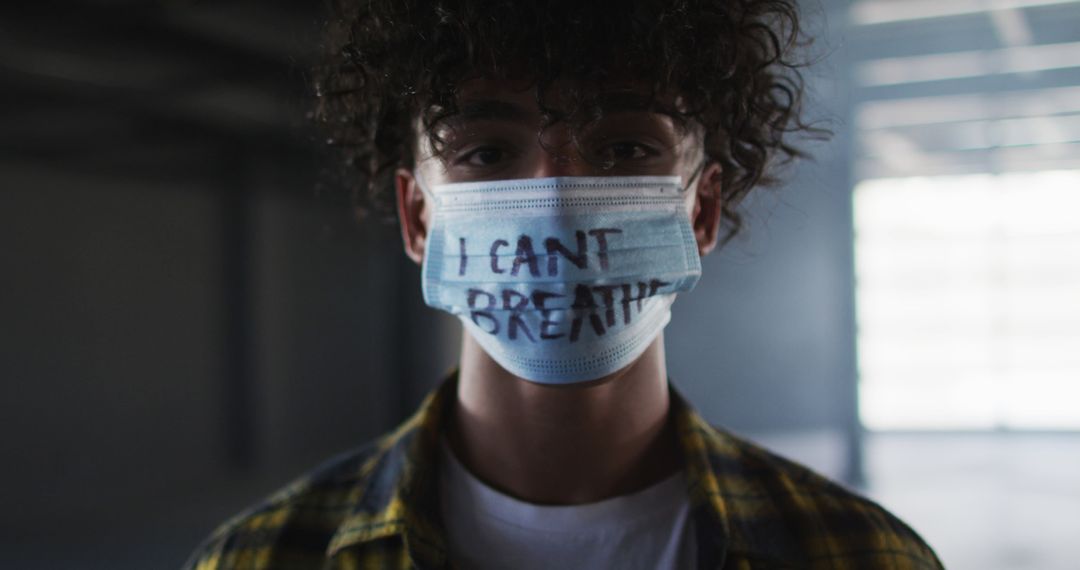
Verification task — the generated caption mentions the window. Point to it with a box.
[850,0,1080,430]
[855,172,1080,429]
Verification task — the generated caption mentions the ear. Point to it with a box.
[395,168,430,265]
[690,162,723,257]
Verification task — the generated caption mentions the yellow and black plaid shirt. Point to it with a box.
[184,374,942,569]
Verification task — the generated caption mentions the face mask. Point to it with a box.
[418,174,702,384]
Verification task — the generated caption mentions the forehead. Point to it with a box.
[444,78,686,125]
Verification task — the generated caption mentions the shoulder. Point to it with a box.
[181,440,389,570]
[706,427,943,569]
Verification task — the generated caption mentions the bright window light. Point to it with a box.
[855,170,1080,430]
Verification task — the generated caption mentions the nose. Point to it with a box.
[529,151,594,178]
[527,125,595,178]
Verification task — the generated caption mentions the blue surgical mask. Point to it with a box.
[418,174,702,384]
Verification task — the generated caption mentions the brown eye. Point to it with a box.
[610,142,650,160]
[597,141,658,164]
[461,146,506,166]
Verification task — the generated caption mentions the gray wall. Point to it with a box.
[2,163,231,563]
[0,156,457,568]
[669,153,857,432]
[668,0,860,481]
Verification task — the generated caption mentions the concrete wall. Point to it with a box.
[667,0,860,481]
[0,155,457,568]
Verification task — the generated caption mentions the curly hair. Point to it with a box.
[313,0,820,243]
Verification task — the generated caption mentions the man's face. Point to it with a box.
[396,78,723,263]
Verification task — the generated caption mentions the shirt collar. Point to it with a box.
[326,376,453,568]
[673,393,801,567]
[325,372,792,567]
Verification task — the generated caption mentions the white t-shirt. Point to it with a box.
[438,440,696,570]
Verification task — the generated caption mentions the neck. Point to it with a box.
[447,331,682,505]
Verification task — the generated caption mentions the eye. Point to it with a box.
[457,146,507,167]
[610,142,652,160]
[595,140,659,164]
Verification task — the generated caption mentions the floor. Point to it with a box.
[862,433,1080,570]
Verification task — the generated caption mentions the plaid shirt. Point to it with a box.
[184,374,942,569]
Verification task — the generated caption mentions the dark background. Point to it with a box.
[2,1,458,565]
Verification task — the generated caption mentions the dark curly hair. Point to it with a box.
[314,0,821,243]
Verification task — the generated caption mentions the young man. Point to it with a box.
[186,1,942,568]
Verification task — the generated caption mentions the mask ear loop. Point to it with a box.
[682,160,708,194]
[413,170,437,203]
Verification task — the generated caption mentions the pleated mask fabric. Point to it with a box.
[419,175,701,384]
